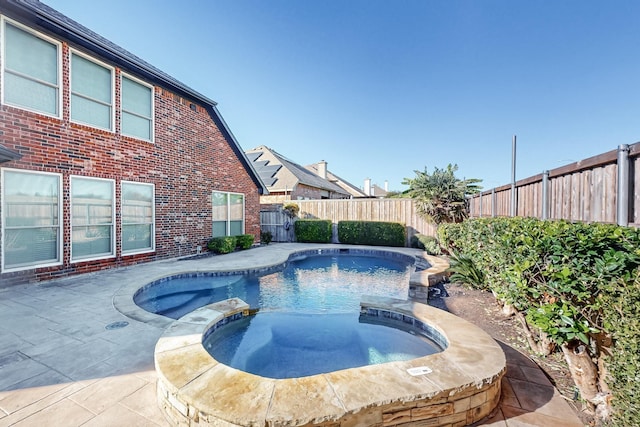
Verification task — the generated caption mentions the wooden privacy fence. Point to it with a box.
[260,208,296,242]
[468,143,639,226]
[260,199,437,244]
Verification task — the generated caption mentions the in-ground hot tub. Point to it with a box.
[203,310,443,379]
[155,295,505,426]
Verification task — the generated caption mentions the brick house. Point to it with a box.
[245,145,352,202]
[0,0,267,286]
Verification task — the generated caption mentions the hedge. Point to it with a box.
[208,234,255,254]
[207,236,237,254]
[337,221,405,247]
[438,217,640,424]
[236,234,255,250]
[294,219,332,243]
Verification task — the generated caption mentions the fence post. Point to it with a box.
[510,135,517,217]
[491,188,496,217]
[479,193,483,218]
[617,144,630,226]
[542,170,549,220]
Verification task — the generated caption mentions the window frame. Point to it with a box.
[70,175,116,262]
[1,168,63,273]
[0,17,62,118]
[121,180,155,255]
[69,49,115,131]
[120,72,154,142]
[211,191,245,237]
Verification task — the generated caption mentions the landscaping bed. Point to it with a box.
[429,281,595,426]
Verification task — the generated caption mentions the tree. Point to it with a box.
[384,190,404,198]
[402,164,482,224]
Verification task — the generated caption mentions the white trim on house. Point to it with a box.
[1,168,64,273]
[70,175,116,263]
[120,72,155,143]
[211,190,245,237]
[69,48,116,132]
[121,180,156,256]
[0,16,63,119]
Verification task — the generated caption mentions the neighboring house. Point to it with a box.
[245,145,351,202]
[0,0,267,286]
[362,178,390,198]
[370,183,390,198]
[305,162,367,198]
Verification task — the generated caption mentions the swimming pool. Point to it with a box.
[134,251,415,318]
[204,311,442,378]
[137,250,438,377]
[131,245,505,426]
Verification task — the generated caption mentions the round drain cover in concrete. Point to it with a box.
[105,321,129,330]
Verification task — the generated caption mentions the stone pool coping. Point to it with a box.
[113,244,448,329]
[155,296,506,426]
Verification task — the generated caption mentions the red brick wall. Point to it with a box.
[0,41,261,285]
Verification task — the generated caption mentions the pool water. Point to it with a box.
[204,312,442,379]
[135,254,413,319]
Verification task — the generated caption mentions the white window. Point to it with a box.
[212,191,244,237]
[1,18,61,117]
[71,176,115,261]
[122,181,155,254]
[1,169,62,272]
[121,74,153,141]
[70,51,114,130]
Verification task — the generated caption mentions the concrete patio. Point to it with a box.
[0,244,585,426]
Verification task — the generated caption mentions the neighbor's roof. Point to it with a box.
[304,163,367,198]
[246,146,350,195]
[1,0,267,194]
[369,183,389,197]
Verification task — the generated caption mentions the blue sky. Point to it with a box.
[46,0,640,191]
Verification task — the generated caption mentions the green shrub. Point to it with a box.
[338,221,405,247]
[294,219,332,243]
[438,217,640,420]
[236,234,255,250]
[260,231,272,245]
[601,269,640,426]
[447,252,486,288]
[207,236,237,254]
[410,234,442,255]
